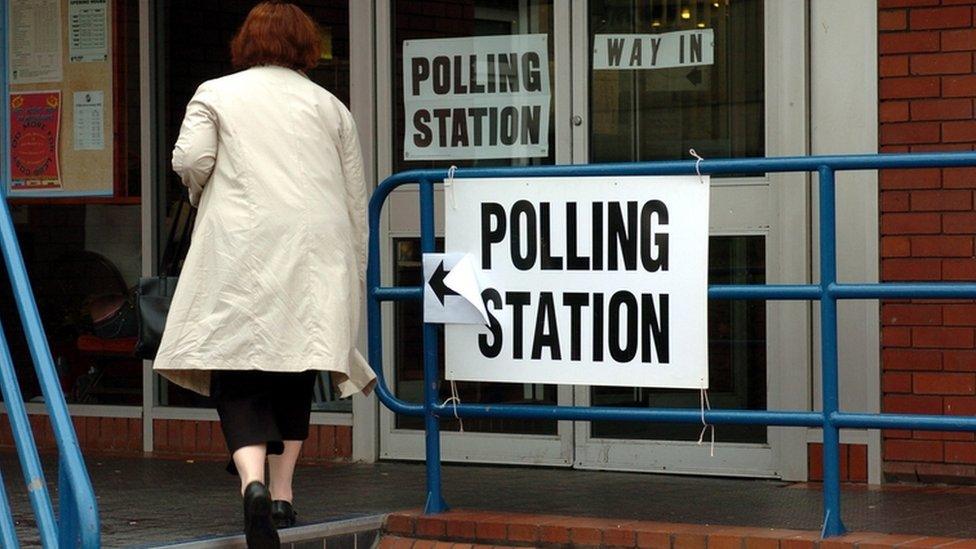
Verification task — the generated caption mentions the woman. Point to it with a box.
[153,3,375,547]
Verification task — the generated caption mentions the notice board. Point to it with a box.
[7,0,113,196]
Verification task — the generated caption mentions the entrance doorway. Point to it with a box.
[149,1,355,413]
[377,0,810,479]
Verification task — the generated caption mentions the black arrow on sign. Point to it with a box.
[429,261,459,306]
[686,67,702,86]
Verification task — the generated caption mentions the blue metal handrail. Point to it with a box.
[0,3,99,547]
[367,151,976,538]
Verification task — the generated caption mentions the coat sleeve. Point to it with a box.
[172,83,218,207]
[337,104,369,283]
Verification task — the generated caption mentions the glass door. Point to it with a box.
[378,0,575,465]
[571,0,811,478]
[378,0,810,478]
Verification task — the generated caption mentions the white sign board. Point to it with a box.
[9,0,64,84]
[444,176,710,389]
[69,0,109,63]
[73,90,104,150]
[402,35,551,161]
[593,30,714,70]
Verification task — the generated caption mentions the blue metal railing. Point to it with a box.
[0,3,99,547]
[367,152,976,538]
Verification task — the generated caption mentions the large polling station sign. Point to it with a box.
[403,35,550,161]
[430,176,710,389]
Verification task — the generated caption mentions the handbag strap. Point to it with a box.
[158,197,197,277]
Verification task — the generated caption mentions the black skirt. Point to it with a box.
[210,370,318,474]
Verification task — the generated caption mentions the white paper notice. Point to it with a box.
[69,0,109,62]
[10,0,64,84]
[443,254,490,324]
[423,253,490,325]
[593,30,714,70]
[73,91,105,150]
[402,34,551,161]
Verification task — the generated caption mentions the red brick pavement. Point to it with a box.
[380,510,976,548]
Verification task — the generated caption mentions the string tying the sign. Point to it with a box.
[442,379,464,433]
[689,148,705,185]
[447,165,459,210]
[698,387,715,457]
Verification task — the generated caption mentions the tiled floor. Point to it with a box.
[6,453,976,547]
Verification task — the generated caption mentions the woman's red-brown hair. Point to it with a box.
[230,1,320,72]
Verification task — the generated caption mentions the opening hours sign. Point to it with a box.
[441,176,710,389]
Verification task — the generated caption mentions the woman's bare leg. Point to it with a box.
[268,440,303,503]
[234,443,268,494]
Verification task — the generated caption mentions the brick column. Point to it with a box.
[879,0,976,483]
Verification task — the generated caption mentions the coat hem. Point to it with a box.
[154,354,376,400]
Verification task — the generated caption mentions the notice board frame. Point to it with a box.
[3,0,137,203]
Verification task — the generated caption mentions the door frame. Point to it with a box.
[570,0,812,479]
[374,0,816,479]
[375,0,576,466]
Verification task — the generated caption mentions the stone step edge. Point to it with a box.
[148,513,385,548]
[380,535,524,549]
[384,510,976,548]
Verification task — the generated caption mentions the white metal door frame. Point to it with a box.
[375,0,576,466]
[374,0,831,480]
[570,0,812,480]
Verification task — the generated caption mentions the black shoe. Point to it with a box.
[271,500,298,529]
[243,481,280,549]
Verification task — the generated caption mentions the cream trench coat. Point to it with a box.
[153,65,376,399]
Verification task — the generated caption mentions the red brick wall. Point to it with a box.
[0,416,352,464]
[879,0,976,483]
[151,420,352,464]
[0,416,142,456]
[807,443,868,483]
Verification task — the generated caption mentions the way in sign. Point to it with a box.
[593,29,714,71]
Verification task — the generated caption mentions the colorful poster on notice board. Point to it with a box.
[9,91,63,191]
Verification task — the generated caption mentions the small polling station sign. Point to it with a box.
[592,30,714,70]
[402,34,551,161]
[431,176,710,389]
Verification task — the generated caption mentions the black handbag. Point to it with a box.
[89,293,139,339]
[135,199,196,360]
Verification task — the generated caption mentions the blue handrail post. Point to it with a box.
[419,178,448,514]
[0,466,19,548]
[58,459,78,547]
[0,193,100,545]
[818,166,846,538]
[0,321,57,545]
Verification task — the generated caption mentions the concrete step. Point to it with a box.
[381,510,976,548]
[148,514,385,549]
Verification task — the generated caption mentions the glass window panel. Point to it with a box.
[156,2,352,411]
[589,0,764,163]
[591,235,767,443]
[393,0,555,172]
[391,0,558,435]
[1,3,143,405]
